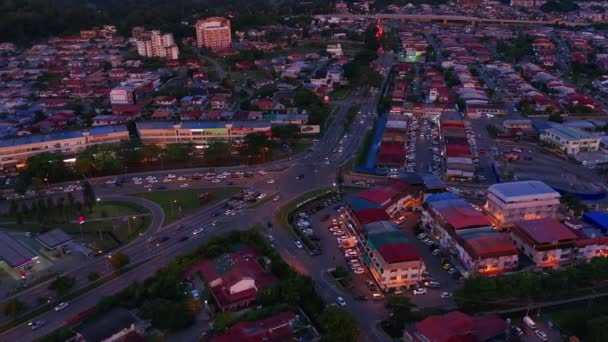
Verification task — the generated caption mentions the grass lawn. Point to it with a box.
[329,87,351,100]
[136,187,242,224]
[275,188,335,226]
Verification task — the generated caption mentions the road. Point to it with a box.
[2,54,396,342]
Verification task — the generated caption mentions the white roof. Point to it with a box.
[488,181,560,202]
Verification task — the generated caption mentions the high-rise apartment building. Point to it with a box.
[132,28,179,60]
[195,17,231,50]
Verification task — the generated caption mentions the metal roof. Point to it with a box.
[0,231,37,268]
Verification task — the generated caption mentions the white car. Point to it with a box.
[267,179,275,184]
[179,183,189,188]
[535,330,548,341]
[336,296,347,307]
[212,179,221,183]
[441,292,452,298]
[105,179,116,185]
[417,233,427,240]
[273,195,280,201]
[192,227,204,235]
[353,268,365,274]
[413,288,427,295]
[54,302,69,311]
[294,240,303,249]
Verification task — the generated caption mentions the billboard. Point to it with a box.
[300,125,320,134]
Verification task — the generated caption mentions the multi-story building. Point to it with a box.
[485,181,561,228]
[510,0,547,8]
[110,80,156,105]
[133,29,179,60]
[195,17,231,50]
[0,126,129,169]
[344,181,426,290]
[540,125,600,155]
[422,194,518,277]
[136,121,271,146]
[511,218,578,269]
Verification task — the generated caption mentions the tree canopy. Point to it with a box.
[319,306,361,342]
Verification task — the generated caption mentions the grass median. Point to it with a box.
[135,187,242,225]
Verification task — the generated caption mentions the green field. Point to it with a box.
[136,187,242,224]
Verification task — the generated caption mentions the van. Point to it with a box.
[523,316,537,330]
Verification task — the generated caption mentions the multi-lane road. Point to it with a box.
[1,55,395,341]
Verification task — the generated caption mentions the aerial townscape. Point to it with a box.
[1,0,608,341]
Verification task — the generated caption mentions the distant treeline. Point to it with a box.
[0,0,334,46]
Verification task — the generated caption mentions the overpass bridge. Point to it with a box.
[313,13,590,27]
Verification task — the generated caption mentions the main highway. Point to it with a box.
[0,55,395,342]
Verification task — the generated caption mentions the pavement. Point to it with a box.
[1,52,397,341]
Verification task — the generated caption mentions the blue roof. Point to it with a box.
[427,198,470,211]
[231,121,271,128]
[88,125,127,136]
[0,130,83,148]
[363,220,399,235]
[584,211,608,233]
[425,192,460,204]
[181,121,227,129]
[347,195,381,211]
[136,121,175,129]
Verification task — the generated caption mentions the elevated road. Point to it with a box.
[313,13,591,27]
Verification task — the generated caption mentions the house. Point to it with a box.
[210,94,231,110]
[404,311,506,342]
[92,115,128,127]
[252,98,274,111]
[185,247,277,311]
[211,311,297,342]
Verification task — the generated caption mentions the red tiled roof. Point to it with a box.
[377,243,419,263]
[464,235,517,259]
[355,208,391,224]
[472,314,507,341]
[357,189,392,205]
[437,206,490,230]
[415,311,475,342]
[445,144,470,157]
[516,219,578,244]
[212,311,296,342]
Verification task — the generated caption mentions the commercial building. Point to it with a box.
[422,194,518,277]
[540,125,600,155]
[485,181,561,228]
[109,79,156,105]
[511,219,578,269]
[136,121,271,146]
[195,17,232,50]
[36,229,73,251]
[0,126,129,169]
[133,29,179,60]
[344,182,426,290]
[0,231,38,270]
[185,247,277,311]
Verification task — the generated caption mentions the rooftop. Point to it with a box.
[35,229,73,249]
[545,125,595,141]
[516,218,578,244]
[0,231,37,268]
[377,243,420,264]
[488,181,560,202]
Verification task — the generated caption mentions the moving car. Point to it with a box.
[28,320,45,330]
[294,240,303,249]
[54,302,69,311]
[440,292,452,298]
[192,227,204,235]
[336,296,347,307]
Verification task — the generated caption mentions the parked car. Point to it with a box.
[413,288,427,295]
[440,292,452,298]
[535,330,548,341]
[294,240,303,249]
[29,320,45,330]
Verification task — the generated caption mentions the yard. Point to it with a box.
[136,187,242,224]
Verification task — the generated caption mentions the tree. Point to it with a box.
[140,298,195,331]
[164,143,193,161]
[204,140,232,164]
[9,199,17,216]
[109,252,130,270]
[3,298,26,319]
[240,132,271,161]
[320,306,360,342]
[87,271,100,282]
[49,275,76,296]
[82,180,96,210]
[271,124,300,142]
[220,76,235,90]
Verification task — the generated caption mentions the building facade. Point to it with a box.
[540,126,600,155]
[511,219,578,269]
[485,181,561,228]
[134,29,179,60]
[195,17,231,49]
[136,121,271,146]
[0,126,129,169]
